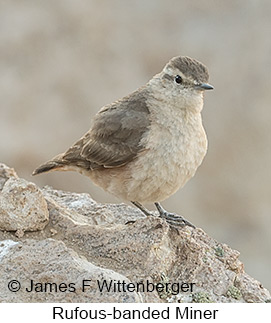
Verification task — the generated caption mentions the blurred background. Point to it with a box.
[1,0,270,291]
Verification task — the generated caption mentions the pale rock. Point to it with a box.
[0,239,141,302]
[0,163,18,190]
[0,177,49,235]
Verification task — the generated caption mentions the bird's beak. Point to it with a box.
[196,83,214,91]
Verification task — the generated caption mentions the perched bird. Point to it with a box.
[33,56,213,228]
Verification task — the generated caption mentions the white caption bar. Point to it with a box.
[1,303,269,322]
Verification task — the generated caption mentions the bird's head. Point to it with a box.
[149,56,213,113]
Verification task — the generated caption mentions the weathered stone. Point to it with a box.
[0,177,49,235]
[0,239,141,302]
[0,163,18,190]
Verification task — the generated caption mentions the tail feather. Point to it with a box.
[32,154,65,176]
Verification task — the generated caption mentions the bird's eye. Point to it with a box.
[174,75,183,84]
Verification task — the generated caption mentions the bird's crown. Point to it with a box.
[167,56,209,83]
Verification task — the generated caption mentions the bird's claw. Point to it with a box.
[159,211,195,229]
[154,202,195,229]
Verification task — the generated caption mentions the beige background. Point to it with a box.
[1,0,270,291]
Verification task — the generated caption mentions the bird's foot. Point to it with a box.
[131,201,196,229]
[154,202,195,229]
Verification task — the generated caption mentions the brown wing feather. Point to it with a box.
[62,87,151,170]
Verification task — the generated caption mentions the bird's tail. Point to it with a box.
[32,153,66,176]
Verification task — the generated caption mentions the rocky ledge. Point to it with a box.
[0,163,270,303]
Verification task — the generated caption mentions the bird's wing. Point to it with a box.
[62,88,151,170]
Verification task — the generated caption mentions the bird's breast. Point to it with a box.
[126,108,208,202]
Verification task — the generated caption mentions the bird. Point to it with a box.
[33,56,213,228]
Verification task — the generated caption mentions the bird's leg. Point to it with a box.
[154,202,195,228]
[132,201,195,229]
[131,201,153,217]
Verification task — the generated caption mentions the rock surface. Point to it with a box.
[0,177,49,237]
[0,163,270,303]
[0,239,140,302]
